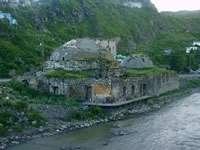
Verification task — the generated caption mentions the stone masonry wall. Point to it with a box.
[29,72,179,104]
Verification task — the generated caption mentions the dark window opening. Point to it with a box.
[63,57,65,61]
[142,58,145,62]
[123,86,126,96]
[86,86,92,101]
[140,84,143,94]
[53,86,58,95]
[143,84,147,96]
[132,85,135,94]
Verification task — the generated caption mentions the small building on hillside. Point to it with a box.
[186,47,198,53]
[0,12,17,24]
[193,41,200,46]
[163,49,172,55]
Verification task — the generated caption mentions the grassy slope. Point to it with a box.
[0,0,200,77]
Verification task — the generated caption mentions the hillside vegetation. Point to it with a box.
[0,0,200,76]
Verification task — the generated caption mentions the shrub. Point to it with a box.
[28,111,47,127]
[13,101,28,112]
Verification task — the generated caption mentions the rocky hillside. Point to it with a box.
[0,0,199,76]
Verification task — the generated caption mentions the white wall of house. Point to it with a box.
[186,47,198,53]
[193,41,200,46]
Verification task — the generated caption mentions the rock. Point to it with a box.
[38,128,44,132]
[0,145,6,150]
[82,106,88,111]
[103,142,108,146]
[115,130,129,136]
[61,146,66,150]
[84,123,90,127]
[75,146,81,149]
[32,121,37,125]
[11,141,20,145]
[8,129,13,132]
[113,124,121,128]
[0,123,3,127]
[61,125,67,129]
[119,114,124,117]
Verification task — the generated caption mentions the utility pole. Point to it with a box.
[40,35,45,72]
[189,52,192,70]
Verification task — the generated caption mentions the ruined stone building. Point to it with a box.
[23,38,179,105]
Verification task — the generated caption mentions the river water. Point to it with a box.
[9,93,200,150]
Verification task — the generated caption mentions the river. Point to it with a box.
[9,93,200,150]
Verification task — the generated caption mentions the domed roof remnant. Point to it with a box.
[49,38,115,62]
[120,54,154,68]
[44,38,118,72]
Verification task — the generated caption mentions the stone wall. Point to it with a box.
[44,60,99,72]
[96,38,120,56]
[27,72,179,104]
[111,72,179,102]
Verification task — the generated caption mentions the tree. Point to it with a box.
[170,52,187,73]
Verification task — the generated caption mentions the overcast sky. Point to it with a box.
[151,0,200,12]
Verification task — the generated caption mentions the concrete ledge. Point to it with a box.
[84,96,152,107]
[0,79,12,83]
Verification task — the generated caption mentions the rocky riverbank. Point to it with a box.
[1,85,200,150]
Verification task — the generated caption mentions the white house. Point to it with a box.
[164,49,172,55]
[186,47,198,53]
[193,41,200,46]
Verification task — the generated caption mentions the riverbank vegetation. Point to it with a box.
[0,98,47,136]
[0,81,107,135]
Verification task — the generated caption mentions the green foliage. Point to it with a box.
[186,79,200,88]
[13,101,28,112]
[169,51,187,73]
[28,111,47,127]
[0,98,47,135]
[66,106,105,121]
[124,67,173,77]
[0,0,200,76]
[1,80,79,106]
[43,71,91,79]
[0,0,170,77]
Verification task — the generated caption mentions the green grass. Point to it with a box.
[124,67,174,77]
[43,71,93,79]
[186,79,200,88]
[66,106,106,121]
[0,80,79,106]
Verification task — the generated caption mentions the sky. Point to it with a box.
[151,0,200,12]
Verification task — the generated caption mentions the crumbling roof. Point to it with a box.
[50,39,115,62]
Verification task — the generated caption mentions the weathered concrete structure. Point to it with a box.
[20,38,179,105]
[120,54,154,68]
[25,72,179,104]
[44,39,118,72]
